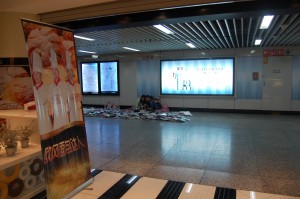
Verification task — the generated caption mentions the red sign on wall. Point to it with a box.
[263,49,285,56]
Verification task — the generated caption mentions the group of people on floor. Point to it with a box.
[137,95,162,111]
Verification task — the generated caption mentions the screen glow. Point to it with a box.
[81,62,99,94]
[100,61,119,94]
[161,58,234,95]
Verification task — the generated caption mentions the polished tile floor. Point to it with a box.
[84,112,300,197]
[72,170,300,199]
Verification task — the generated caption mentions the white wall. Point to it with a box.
[0,12,39,57]
[79,47,300,111]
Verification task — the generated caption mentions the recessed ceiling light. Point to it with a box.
[153,25,174,34]
[186,43,196,48]
[250,50,256,53]
[255,39,262,45]
[201,52,206,55]
[123,47,140,51]
[260,15,274,29]
[74,35,95,41]
[78,50,97,54]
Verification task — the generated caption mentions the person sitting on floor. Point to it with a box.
[137,95,148,110]
[150,97,162,111]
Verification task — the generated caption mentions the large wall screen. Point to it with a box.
[161,58,235,95]
[81,61,119,95]
[81,62,99,95]
[100,61,119,95]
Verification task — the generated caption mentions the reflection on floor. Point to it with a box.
[85,112,300,197]
[72,170,299,199]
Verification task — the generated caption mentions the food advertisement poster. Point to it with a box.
[0,65,35,110]
[21,19,92,199]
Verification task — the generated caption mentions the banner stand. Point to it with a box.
[21,18,93,199]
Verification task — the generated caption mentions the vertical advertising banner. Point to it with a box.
[21,19,92,199]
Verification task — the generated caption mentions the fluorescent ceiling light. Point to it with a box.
[186,43,196,48]
[74,35,95,41]
[78,50,97,54]
[255,39,262,45]
[123,47,140,51]
[153,24,174,34]
[260,15,274,29]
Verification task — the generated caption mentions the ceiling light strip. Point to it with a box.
[153,24,174,34]
[260,15,274,29]
[123,47,140,51]
[186,43,196,48]
[78,50,97,54]
[74,35,95,41]
[255,39,262,45]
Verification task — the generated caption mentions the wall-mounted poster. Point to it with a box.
[21,19,92,199]
[0,65,34,110]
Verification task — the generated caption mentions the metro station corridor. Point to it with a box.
[84,112,300,197]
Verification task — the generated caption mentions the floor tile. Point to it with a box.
[211,148,256,160]
[257,159,300,180]
[201,170,264,193]
[261,178,300,197]
[89,155,114,168]
[213,134,254,150]
[173,141,214,154]
[160,150,210,170]
[101,159,155,176]
[145,165,204,184]
[133,138,177,151]
[118,146,168,164]
[206,155,260,176]
[255,148,300,162]
[88,142,127,158]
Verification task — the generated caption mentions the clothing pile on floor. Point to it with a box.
[83,107,192,122]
